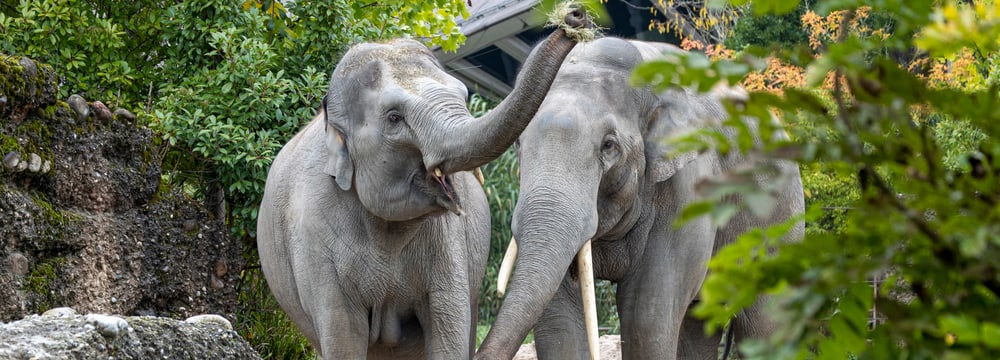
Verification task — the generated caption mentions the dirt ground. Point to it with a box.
[514,335,621,360]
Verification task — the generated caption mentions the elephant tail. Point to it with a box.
[721,319,735,360]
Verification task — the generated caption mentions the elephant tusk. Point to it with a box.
[497,237,517,297]
[434,168,443,177]
[578,240,599,360]
[474,167,485,186]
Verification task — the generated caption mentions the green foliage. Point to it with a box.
[25,257,66,313]
[725,5,808,49]
[0,0,469,104]
[152,9,329,239]
[916,1,1000,58]
[636,0,1000,358]
[0,0,134,103]
[237,258,315,359]
[479,145,520,324]
[631,50,750,93]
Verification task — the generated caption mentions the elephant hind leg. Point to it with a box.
[533,272,591,360]
[731,295,778,343]
[677,304,723,360]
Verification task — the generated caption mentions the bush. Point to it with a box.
[151,9,328,239]
[0,0,136,103]
[633,0,1000,358]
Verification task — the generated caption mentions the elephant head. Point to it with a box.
[323,9,590,221]
[476,37,786,359]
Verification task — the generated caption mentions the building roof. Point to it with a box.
[432,0,678,100]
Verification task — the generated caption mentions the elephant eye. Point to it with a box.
[387,111,404,124]
[602,139,616,151]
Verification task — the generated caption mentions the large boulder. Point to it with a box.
[0,55,245,336]
[0,309,260,359]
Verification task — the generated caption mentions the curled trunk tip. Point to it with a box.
[547,1,599,42]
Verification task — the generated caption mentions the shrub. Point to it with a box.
[633,0,1000,358]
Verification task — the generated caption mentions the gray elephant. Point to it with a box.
[476,37,805,360]
[255,9,591,359]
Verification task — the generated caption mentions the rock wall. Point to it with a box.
[0,308,260,359]
[0,55,245,325]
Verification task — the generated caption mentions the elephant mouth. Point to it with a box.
[424,167,463,216]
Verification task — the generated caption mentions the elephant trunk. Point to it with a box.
[476,178,599,359]
[424,9,588,175]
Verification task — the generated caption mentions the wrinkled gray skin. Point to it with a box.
[476,38,805,360]
[256,11,588,359]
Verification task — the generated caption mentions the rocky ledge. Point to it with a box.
[0,308,260,359]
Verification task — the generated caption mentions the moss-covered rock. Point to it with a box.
[0,55,58,122]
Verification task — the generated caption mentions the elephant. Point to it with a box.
[475,37,805,360]
[255,9,591,360]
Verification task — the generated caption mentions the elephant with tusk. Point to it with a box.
[478,37,805,360]
[255,6,593,359]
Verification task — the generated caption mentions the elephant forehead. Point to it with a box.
[549,68,631,104]
[566,38,643,71]
[340,42,449,91]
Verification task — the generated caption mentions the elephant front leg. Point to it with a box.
[311,300,370,359]
[424,285,474,358]
[678,304,724,360]
[617,218,715,359]
[533,272,591,360]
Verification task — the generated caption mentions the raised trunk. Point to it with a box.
[425,10,588,174]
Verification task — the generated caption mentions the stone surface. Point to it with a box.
[91,101,112,122]
[41,307,76,317]
[185,314,233,331]
[2,151,19,170]
[26,153,40,172]
[66,94,89,121]
[0,56,58,121]
[7,253,28,276]
[0,313,260,359]
[113,108,136,122]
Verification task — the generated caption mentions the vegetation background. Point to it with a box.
[2,0,999,358]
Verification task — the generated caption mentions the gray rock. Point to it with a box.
[7,253,29,276]
[91,101,112,122]
[14,158,27,172]
[18,57,37,80]
[84,314,130,338]
[41,160,51,173]
[0,314,261,359]
[67,94,89,121]
[0,56,58,120]
[184,314,233,330]
[27,153,41,172]
[41,307,76,317]
[2,151,20,170]
[113,108,136,122]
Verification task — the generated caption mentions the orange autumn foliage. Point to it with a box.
[674,6,976,96]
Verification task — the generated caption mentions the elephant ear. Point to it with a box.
[645,88,730,183]
[322,94,354,191]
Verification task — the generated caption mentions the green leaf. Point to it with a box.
[940,314,981,345]
[982,322,1000,349]
[752,0,801,15]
